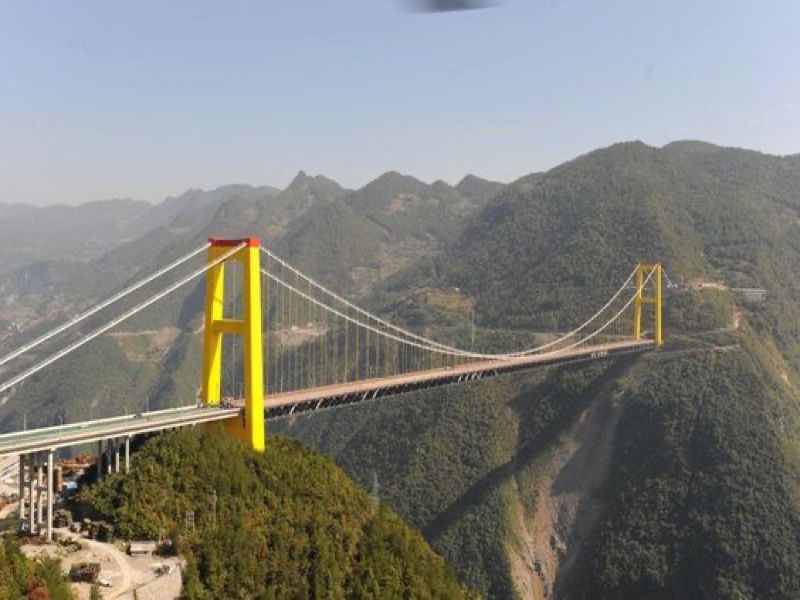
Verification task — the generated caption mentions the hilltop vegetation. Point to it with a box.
[455,174,505,205]
[85,429,473,599]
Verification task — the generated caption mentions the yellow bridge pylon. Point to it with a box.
[633,262,663,347]
[201,237,265,451]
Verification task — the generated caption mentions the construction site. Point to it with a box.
[1,453,182,599]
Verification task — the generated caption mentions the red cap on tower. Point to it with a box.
[208,236,260,248]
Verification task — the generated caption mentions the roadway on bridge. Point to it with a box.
[0,339,653,458]
[264,338,654,417]
[0,406,241,458]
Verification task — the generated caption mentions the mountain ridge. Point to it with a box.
[2,140,800,598]
[283,140,800,597]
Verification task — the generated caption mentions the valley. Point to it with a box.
[2,141,800,598]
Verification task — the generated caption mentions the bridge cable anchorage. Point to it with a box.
[260,246,638,359]
[260,265,651,363]
[0,243,211,369]
[0,243,246,395]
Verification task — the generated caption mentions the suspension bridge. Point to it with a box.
[0,237,663,539]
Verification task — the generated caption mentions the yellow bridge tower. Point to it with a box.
[201,237,265,451]
[633,262,663,347]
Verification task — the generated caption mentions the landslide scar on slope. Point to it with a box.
[509,391,624,599]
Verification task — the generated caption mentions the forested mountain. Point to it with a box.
[0,183,273,278]
[275,170,490,292]
[0,169,495,429]
[3,141,800,598]
[455,174,505,204]
[282,141,800,598]
[347,171,481,242]
[84,429,474,599]
[0,184,279,303]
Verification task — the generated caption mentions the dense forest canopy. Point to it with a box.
[85,429,474,599]
[285,142,800,597]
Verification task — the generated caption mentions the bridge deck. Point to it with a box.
[0,339,653,457]
[0,406,241,458]
[264,339,654,418]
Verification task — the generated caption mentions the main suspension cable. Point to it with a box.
[260,246,637,359]
[0,243,244,395]
[261,268,506,360]
[262,264,652,363]
[558,268,656,353]
[0,243,210,369]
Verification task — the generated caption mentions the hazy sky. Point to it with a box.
[2,0,799,205]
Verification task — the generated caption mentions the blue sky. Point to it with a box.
[1,0,799,205]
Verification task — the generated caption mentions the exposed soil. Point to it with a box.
[509,392,624,599]
[275,323,328,348]
[23,534,182,600]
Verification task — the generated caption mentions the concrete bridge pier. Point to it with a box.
[105,440,113,476]
[93,437,133,480]
[18,454,26,523]
[96,441,103,483]
[35,453,43,531]
[28,453,35,533]
[46,450,54,541]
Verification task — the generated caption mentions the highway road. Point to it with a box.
[0,339,653,457]
[264,339,654,418]
[0,406,241,458]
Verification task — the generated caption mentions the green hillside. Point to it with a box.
[4,141,800,598]
[455,174,505,205]
[406,142,798,335]
[347,172,479,243]
[284,141,800,598]
[0,168,498,431]
[561,329,800,599]
[0,184,257,303]
[84,429,473,599]
[274,200,385,292]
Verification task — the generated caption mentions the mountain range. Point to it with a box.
[2,141,800,598]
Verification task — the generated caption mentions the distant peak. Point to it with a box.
[377,170,411,181]
[365,171,426,189]
[281,171,345,203]
[289,170,310,185]
[456,174,499,188]
[458,174,480,185]
[286,170,340,187]
[455,174,504,202]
